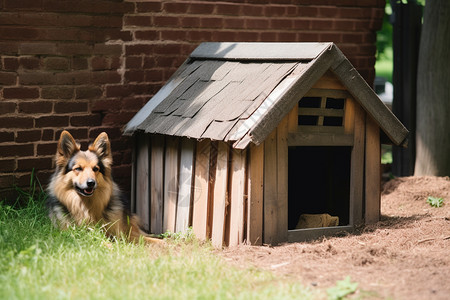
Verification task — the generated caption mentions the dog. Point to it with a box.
[47,130,162,244]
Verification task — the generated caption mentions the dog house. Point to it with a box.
[124,42,408,247]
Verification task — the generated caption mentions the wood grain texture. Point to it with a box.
[163,136,179,233]
[150,134,164,234]
[276,117,288,243]
[228,148,246,246]
[264,130,278,245]
[135,135,150,232]
[247,143,264,245]
[365,116,381,224]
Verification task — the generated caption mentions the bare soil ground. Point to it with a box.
[220,176,450,299]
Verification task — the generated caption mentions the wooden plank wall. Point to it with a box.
[133,134,253,247]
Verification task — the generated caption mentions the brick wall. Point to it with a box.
[0,0,385,200]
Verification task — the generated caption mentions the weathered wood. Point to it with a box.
[277,117,288,243]
[150,135,164,234]
[135,135,150,232]
[288,226,353,243]
[163,136,179,233]
[287,104,298,133]
[228,148,246,246]
[190,42,331,60]
[175,138,195,233]
[288,133,354,146]
[311,70,347,90]
[298,107,345,117]
[264,130,278,245]
[130,137,137,213]
[192,139,211,240]
[365,116,381,224]
[211,142,229,248]
[344,97,356,134]
[330,46,408,146]
[247,143,264,245]
[305,88,351,99]
[349,105,365,226]
[298,125,345,135]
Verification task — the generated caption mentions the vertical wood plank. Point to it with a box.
[344,97,356,134]
[163,136,179,233]
[277,117,288,243]
[264,130,278,245]
[175,138,195,233]
[135,135,150,232]
[287,103,298,133]
[228,148,247,246]
[247,143,264,245]
[211,142,229,248]
[350,105,365,226]
[192,139,211,240]
[365,116,381,224]
[130,136,137,214]
[150,135,164,234]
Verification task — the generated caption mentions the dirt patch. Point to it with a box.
[219,176,450,299]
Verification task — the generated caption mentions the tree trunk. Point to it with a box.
[414,0,450,176]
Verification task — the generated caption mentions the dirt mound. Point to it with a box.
[220,176,450,299]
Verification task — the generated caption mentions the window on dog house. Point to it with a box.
[124,42,408,246]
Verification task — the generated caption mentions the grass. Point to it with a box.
[0,187,318,300]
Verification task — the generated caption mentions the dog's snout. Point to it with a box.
[87,179,96,187]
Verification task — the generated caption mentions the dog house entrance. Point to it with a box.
[288,146,351,230]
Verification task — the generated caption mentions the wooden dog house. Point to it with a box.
[124,42,408,247]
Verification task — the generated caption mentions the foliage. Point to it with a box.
[326,276,359,300]
[426,196,444,208]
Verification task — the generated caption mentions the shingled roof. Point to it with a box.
[124,42,408,149]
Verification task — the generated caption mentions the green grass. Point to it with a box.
[0,190,317,300]
[375,47,393,83]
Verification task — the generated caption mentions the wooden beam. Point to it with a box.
[192,139,211,240]
[150,135,164,235]
[175,138,195,233]
[288,133,354,147]
[349,105,365,226]
[247,143,264,245]
[365,116,381,224]
[277,117,288,243]
[135,135,150,232]
[264,130,278,245]
[228,148,246,246]
[211,142,229,248]
[163,136,179,233]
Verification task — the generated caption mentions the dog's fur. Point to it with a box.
[47,130,162,244]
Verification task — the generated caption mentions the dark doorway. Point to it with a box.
[288,146,351,230]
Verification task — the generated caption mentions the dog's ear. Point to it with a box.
[90,132,111,160]
[57,131,80,158]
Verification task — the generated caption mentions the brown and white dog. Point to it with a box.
[47,130,162,244]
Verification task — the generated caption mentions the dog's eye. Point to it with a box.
[93,166,99,172]
[74,167,83,172]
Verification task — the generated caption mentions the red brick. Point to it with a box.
[56,71,91,85]
[0,102,16,114]
[265,5,286,17]
[160,30,188,41]
[16,130,42,143]
[72,57,89,70]
[0,144,34,157]
[0,131,15,143]
[200,17,223,29]
[57,43,92,56]
[277,32,297,42]
[19,72,56,85]
[37,142,58,156]
[125,57,143,69]
[189,3,215,14]
[122,96,146,111]
[91,56,110,71]
[342,33,364,43]
[20,56,40,69]
[4,0,43,10]
[103,112,135,125]
[126,44,154,56]
[0,159,15,172]
[41,86,74,99]
[223,18,245,29]
[17,157,53,172]
[44,57,69,70]
[0,27,39,40]
[91,71,121,84]
[70,114,102,127]
[246,18,269,29]
[212,31,237,42]
[3,57,19,70]
[125,70,145,82]
[163,2,189,13]
[0,72,17,85]
[19,101,53,114]
[75,86,103,99]
[145,69,164,82]
[297,6,319,17]
[136,1,162,13]
[180,17,201,28]
[54,101,88,113]
[42,129,54,141]
[93,44,122,56]
[311,19,333,30]
[142,57,156,68]
[242,5,264,16]
[89,127,121,140]
[19,42,57,55]
[153,16,180,27]
[135,30,159,41]
[124,15,152,27]
[35,115,69,128]
[216,3,241,15]
[3,87,39,99]
[0,116,34,128]
[92,99,122,112]
[0,175,15,190]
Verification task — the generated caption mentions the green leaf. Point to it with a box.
[427,196,444,208]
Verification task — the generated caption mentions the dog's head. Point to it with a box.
[56,131,112,197]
